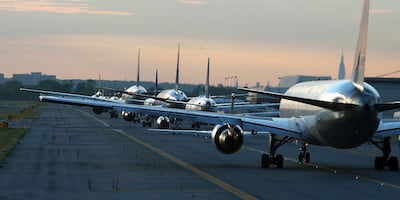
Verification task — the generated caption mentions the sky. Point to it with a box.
[0,0,399,87]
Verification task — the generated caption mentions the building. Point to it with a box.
[12,72,56,86]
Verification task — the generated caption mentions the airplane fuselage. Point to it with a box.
[185,96,217,112]
[121,85,148,103]
[144,89,188,109]
[280,80,380,148]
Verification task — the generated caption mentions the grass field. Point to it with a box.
[0,100,41,165]
[0,128,28,166]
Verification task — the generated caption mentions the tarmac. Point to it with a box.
[0,103,400,200]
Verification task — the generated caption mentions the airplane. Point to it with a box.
[21,49,149,121]
[185,57,279,128]
[137,43,192,128]
[99,49,148,102]
[22,0,400,170]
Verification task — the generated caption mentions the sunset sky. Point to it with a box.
[0,0,399,87]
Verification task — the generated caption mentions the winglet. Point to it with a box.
[350,0,370,91]
[205,57,210,98]
[175,43,180,92]
[136,49,141,86]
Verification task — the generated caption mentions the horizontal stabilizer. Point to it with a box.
[374,102,400,112]
[238,87,358,111]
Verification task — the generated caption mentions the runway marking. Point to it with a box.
[243,146,400,190]
[114,129,258,200]
[76,109,110,127]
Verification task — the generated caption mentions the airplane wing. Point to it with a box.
[37,94,303,139]
[216,103,279,113]
[148,128,270,137]
[373,120,400,138]
[20,88,121,103]
[238,87,358,111]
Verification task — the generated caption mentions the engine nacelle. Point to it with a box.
[92,107,106,115]
[211,124,244,154]
[122,111,135,122]
[156,116,170,129]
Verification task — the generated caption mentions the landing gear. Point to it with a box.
[109,111,118,119]
[371,137,398,171]
[142,115,153,127]
[191,122,201,129]
[261,134,291,168]
[298,142,310,163]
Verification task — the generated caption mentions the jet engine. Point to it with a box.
[211,124,244,154]
[122,111,135,122]
[156,116,170,129]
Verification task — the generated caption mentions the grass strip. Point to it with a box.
[0,128,28,166]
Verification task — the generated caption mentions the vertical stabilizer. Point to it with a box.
[175,43,180,92]
[205,57,210,98]
[136,49,140,86]
[350,0,370,90]
[155,69,158,96]
[338,51,346,79]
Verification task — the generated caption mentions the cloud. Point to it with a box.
[181,0,207,5]
[0,0,134,16]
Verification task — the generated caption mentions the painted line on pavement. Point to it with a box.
[115,129,258,200]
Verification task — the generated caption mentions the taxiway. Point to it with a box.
[0,104,400,199]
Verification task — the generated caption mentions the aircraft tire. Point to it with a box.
[305,152,310,163]
[261,154,271,168]
[374,157,385,170]
[275,155,284,168]
[388,157,398,171]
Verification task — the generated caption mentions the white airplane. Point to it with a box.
[185,57,279,128]
[185,57,278,113]
[100,49,148,102]
[23,0,400,170]
[143,43,188,108]
[138,43,189,128]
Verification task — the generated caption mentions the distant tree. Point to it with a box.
[0,80,32,100]
[60,81,73,93]
[35,80,62,91]
[74,80,96,95]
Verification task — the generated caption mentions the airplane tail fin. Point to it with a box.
[175,43,180,92]
[205,57,210,98]
[155,69,159,96]
[350,0,370,90]
[136,49,140,86]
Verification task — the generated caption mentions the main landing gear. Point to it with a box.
[298,142,310,163]
[261,134,292,168]
[109,111,118,119]
[371,137,398,171]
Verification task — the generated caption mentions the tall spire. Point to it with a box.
[338,51,346,80]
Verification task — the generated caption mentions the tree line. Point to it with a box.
[0,80,97,100]
[0,79,245,101]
